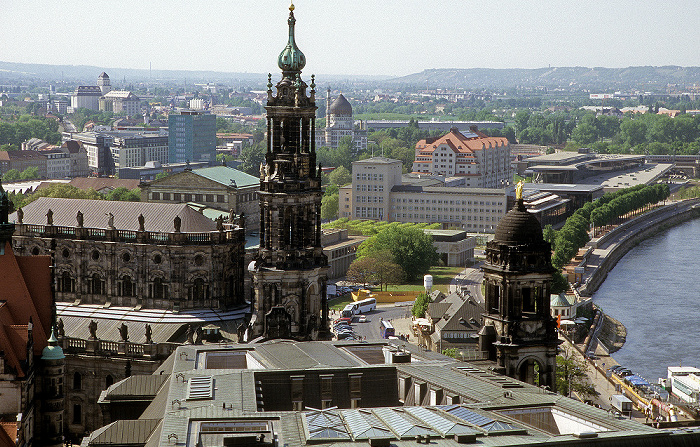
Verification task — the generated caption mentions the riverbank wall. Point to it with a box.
[578,199,700,297]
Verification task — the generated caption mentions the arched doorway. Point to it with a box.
[518,357,543,387]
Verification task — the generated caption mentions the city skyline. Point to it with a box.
[3,1,700,77]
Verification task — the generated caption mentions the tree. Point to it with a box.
[2,169,21,182]
[411,292,431,318]
[556,349,597,400]
[154,171,170,180]
[543,225,557,251]
[239,141,265,176]
[321,193,339,221]
[19,166,39,180]
[327,166,351,186]
[346,254,404,291]
[358,225,439,282]
[105,187,141,202]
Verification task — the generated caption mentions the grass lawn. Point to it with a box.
[328,294,354,311]
[383,266,464,294]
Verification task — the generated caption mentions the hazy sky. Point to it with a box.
[3,1,700,76]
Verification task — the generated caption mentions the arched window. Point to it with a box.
[73,372,81,390]
[60,271,74,293]
[118,275,134,297]
[106,375,114,388]
[89,273,104,295]
[150,278,167,300]
[189,278,208,301]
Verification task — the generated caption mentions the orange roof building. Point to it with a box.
[412,126,512,188]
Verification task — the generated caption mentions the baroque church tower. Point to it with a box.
[479,183,559,390]
[248,3,330,341]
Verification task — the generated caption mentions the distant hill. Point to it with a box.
[3,61,700,92]
[384,66,700,91]
[0,61,389,87]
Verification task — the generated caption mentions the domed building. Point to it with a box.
[318,88,367,151]
[479,183,559,390]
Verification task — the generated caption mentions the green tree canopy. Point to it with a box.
[327,166,351,186]
[412,292,431,318]
[321,193,339,221]
[357,225,439,282]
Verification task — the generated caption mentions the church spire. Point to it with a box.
[277,2,306,76]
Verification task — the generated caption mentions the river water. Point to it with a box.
[592,218,700,383]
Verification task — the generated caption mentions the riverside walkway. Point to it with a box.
[577,198,700,297]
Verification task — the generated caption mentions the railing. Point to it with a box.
[60,336,180,359]
[15,223,243,246]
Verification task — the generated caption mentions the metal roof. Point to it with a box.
[193,166,259,188]
[12,197,217,232]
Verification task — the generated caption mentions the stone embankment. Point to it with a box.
[576,199,700,351]
[578,199,700,297]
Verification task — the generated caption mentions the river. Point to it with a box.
[592,218,700,383]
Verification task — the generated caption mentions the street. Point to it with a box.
[339,304,413,340]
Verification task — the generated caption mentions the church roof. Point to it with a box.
[493,200,544,246]
[99,72,110,79]
[329,94,352,116]
[11,197,217,233]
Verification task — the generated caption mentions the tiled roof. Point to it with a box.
[11,197,217,232]
[68,177,140,192]
[0,422,17,447]
[192,166,259,188]
[415,129,509,156]
[0,241,52,373]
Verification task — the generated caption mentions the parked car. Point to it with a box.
[358,315,367,323]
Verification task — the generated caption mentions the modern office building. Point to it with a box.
[340,157,508,232]
[168,110,216,164]
[110,132,169,174]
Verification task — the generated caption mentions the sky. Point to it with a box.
[3,0,700,77]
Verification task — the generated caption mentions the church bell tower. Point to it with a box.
[248,3,329,341]
[479,183,559,390]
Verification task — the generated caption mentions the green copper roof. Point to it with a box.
[193,166,259,188]
[278,4,306,73]
[42,328,65,360]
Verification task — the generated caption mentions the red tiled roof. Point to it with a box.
[0,421,17,447]
[415,128,508,157]
[0,241,52,368]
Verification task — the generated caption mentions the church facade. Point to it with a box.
[247,4,330,341]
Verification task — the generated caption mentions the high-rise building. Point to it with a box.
[168,110,216,164]
[247,3,330,341]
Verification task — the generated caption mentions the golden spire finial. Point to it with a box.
[515,180,524,201]
[289,1,295,11]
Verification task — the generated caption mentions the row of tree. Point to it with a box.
[2,167,39,182]
[547,184,670,270]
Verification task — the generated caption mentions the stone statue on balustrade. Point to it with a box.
[88,320,98,340]
[119,323,129,341]
[145,323,152,344]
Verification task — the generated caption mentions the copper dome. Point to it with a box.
[493,200,544,245]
